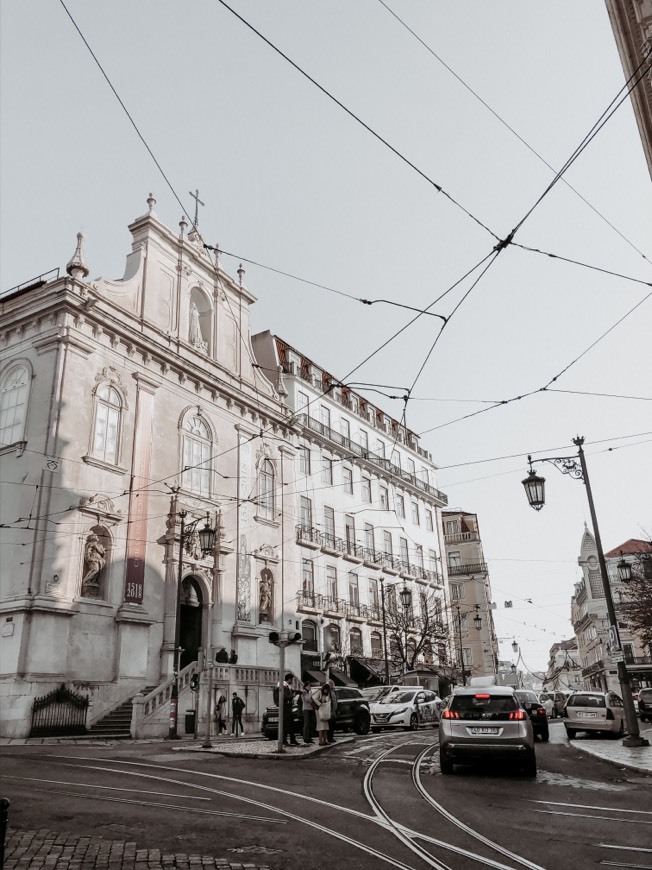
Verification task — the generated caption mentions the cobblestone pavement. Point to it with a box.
[3,829,272,870]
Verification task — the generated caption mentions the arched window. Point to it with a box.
[349,627,363,656]
[326,624,341,653]
[92,383,122,464]
[258,459,274,519]
[182,415,211,495]
[0,364,30,447]
[301,619,318,652]
[370,631,382,658]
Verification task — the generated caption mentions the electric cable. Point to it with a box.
[214,0,500,242]
[376,0,652,266]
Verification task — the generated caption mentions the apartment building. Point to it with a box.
[252,332,451,691]
[441,509,499,681]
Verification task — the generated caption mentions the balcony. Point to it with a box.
[447,562,488,576]
[362,547,383,569]
[296,525,321,549]
[321,532,345,555]
[444,531,479,544]
[296,414,448,504]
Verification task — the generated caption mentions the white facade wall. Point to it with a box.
[0,201,298,737]
[252,332,451,686]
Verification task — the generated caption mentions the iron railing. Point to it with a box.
[296,414,447,504]
[29,684,89,737]
[296,526,441,583]
[448,562,488,576]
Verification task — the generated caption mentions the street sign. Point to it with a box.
[607,624,621,652]
[610,651,624,663]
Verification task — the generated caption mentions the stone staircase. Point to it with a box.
[87,687,158,739]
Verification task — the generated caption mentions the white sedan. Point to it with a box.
[370,689,441,731]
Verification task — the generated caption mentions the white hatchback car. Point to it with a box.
[370,688,442,731]
[563,691,626,739]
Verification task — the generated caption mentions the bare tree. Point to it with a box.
[384,585,449,673]
[621,547,652,650]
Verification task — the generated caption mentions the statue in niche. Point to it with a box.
[189,301,208,353]
[81,533,106,597]
[185,527,203,561]
[259,568,273,621]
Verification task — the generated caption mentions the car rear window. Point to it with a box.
[640,689,652,701]
[449,694,519,720]
[567,694,606,707]
[515,692,539,704]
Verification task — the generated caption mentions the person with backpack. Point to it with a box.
[231,692,245,736]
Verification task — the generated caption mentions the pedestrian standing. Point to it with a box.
[316,684,332,746]
[300,681,317,745]
[326,679,338,744]
[231,692,245,736]
[215,694,227,735]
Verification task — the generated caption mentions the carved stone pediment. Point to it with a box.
[78,493,124,524]
[252,544,279,564]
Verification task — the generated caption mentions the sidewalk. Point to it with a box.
[2,828,274,870]
[172,733,354,759]
[568,723,652,775]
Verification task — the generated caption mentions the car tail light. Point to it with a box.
[606,709,614,720]
[508,709,527,720]
[536,707,546,716]
[475,694,491,699]
[442,710,459,719]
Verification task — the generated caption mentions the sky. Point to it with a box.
[2,1,651,674]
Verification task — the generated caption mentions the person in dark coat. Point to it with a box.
[326,679,338,744]
[274,673,298,746]
[231,692,245,736]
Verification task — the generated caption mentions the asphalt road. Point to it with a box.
[2,720,651,869]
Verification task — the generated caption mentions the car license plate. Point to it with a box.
[577,712,596,718]
[468,727,499,735]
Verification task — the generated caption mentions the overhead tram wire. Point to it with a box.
[214,0,500,243]
[376,0,652,266]
[409,62,652,429]
[511,243,652,288]
[58,1,650,469]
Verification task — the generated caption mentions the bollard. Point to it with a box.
[0,797,10,870]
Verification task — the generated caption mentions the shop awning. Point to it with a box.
[302,669,325,686]
[329,667,357,687]
[348,656,383,686]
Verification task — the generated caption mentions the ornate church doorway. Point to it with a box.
[179,576,204,669]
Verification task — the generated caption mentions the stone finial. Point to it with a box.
[277,364,288,401]
[237,263,245,286]
[179,215,188,238]
[66,231,90,280]
[147,193,157,216]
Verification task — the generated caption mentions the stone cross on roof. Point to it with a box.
[188,188,205,228]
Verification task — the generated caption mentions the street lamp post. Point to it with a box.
[521,435,648,748]
[400,585,412,678]
[379,577,390,684]
[169,509,216,740]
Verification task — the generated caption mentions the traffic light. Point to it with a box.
[190,673,199,692]
[268,631,281,646]
[287,631,303,645]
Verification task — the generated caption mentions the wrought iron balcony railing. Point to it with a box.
[447,562,488,576]
[296,414,448,504]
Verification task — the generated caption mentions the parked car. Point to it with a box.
[370,688,442,732]
[261,687,371,739]
[562,691,626,739]
[638,688,652,723]
[536,693,555,719]
[541,690,571,718]
[514,690,549,742]
[439,686,536,777]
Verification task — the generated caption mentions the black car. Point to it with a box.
[261,687,371,739]
[514,690,549,741]
[639,688,652,723]
[261,700,303,740]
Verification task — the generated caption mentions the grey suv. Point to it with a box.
[439,686,536,777]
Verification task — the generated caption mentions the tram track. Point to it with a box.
[362,738,545,870]
[14,746,546,869]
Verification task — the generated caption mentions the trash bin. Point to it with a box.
[185,710,196,734]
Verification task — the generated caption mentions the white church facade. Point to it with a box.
[0,197,300,738]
